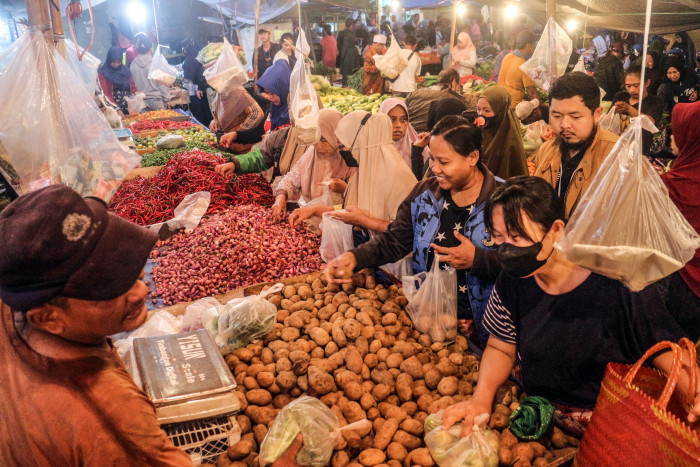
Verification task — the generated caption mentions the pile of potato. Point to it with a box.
[209,271,579,467]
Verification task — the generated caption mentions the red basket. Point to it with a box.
[576,338,700,466]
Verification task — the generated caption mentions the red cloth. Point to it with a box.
[98,72,137,107]
[320,35,337,68]
[661,101,700,297]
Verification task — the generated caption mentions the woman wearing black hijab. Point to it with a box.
[97,46,136,114]
[181,39,213,126]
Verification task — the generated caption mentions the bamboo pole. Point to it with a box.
[546,0,556,78]
[377,0,381,34]
[152,0,160,44]
[26,0,52,41]
[48,0,65,56]
[449,1,458,62]
[253,0,261,82]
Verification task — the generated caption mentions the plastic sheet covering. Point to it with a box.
[0,30,141,202]
[289,30,321,145]
[519,17,572,92]
[556,116,700,291]
[56,39,101,95]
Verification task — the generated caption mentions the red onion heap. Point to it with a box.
[151,205,322,305]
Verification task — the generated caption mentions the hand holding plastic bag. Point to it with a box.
[203,38,247,93]
[519,18,572,91]
[556,116,700,291]
[424,411,499,467]
[259,396,371,467]
[205,283,283,354]
[375,34,408,79]
[402,254,457,342]
[290,30,321,145]
[320,211,354,263]
[148,45,177,86]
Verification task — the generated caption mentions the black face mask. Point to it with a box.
[497,233,552,277]
[339,113,371,169]
[479,115,496,129]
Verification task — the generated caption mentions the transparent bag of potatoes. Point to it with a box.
[402,254,457,342]
[424,412,499,467]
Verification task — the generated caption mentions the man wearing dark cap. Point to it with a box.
[498,30,540,108]
[257,27,281,79]
[594,41,625,101]
[0,185,192,465]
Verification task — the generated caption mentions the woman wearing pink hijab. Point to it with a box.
[451,32,477,77]
[380,98,430,179]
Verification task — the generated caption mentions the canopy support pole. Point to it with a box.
[449,1,458,65]
[152,0,160,44]
[26,0,52,41]
[253,0,261,82]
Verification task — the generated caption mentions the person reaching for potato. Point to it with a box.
[442,176,700,437]
[325,115,502,346]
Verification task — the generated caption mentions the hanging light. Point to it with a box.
[127,2,148,23]
[457,3,468,16]
[504,4,519,19]
[392,1,400,11]
[566,19,578,32]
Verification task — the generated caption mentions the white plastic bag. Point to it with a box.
[290,30,321,145]
[203,38,247,93]
[519,17,572,91]
[0,30,140,202]
[149,191,211,233]
[148,45,177,86]
[599,107,622,135]
[556,116,700,291]
[181,297,222,332]
[59,39,101,95]
[113,310,182,357]
[375,34,407,79]
[125,91,146,115]
[402,254,457,342]
[259,396,372,467]
[156,134,186,149]
[320,211,354,262]
[206,283,283,354]
[424,412,499,467]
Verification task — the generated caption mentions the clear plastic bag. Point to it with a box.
[149,191,211,233]
[203,38,248,94]
[402,254,457,342]
[320,211,354,262]
[599,107,621,135]
[259,395,371,467]
[519,17,572,91]
[181,297,222,332]
[206,283,283,354]
[125,91,146,115]
[375,34,408,79]
[424,412,499,467]
[113,310,182,357]
[0,30,140,202]
[148,45,177,86]
[156,134,186,149]
[290,30,321,145]
[556,116,700,291]
[59,39,101,95]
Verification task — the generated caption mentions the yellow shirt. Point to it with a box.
[497,53,536,108]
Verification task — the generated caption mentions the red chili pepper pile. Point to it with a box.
[108,149,274,225]
[130,119,199,132]
[151,205,322,305]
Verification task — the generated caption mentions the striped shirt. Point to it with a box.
[482,286,517,344]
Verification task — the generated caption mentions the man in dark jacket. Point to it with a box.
[594,42,625,101]
[337,18,361,86]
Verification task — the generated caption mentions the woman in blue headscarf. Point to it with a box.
[256,59,291,131]
[98,46,136,114]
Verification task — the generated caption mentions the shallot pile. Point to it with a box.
[151,205,322,305]
[108,149,274,225]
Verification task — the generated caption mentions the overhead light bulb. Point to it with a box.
[392,1,400,11]
[505,4,519,19]
[566,19,578,32]
[457,4,467,16]
[128,2,148,22]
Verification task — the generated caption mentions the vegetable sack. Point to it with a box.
[148,45,177,86]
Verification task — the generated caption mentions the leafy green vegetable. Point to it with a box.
[474,59,495,81]
[347,68,364,95]
[140,142,217,167]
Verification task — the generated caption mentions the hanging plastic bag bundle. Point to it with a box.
[424,411,500,467]
[519,17,572,91]
[203,37,248,93]
[290,30,321,145]
[0,30,140,202]
[402,254,457,342]
[203,283,283,354]
[556,116,700,291]
[319,211,354,263]
[598,107,622,135]
[148,45,177,86]
[259,396,371,467]
[374,33,408,79]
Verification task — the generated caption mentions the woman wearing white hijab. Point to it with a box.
[273,109,354,220]
[289,110,417,233]
[380,98,430,179]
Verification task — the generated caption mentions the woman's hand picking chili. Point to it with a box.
[214,162,236,177]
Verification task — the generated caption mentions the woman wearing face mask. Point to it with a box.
[476,86,528,180]
[380,98,429,178]
[288,111,417,237]
[324,115,502,346]
[441,176,700,437]
[657,59,700,115]
[271,109,354,220]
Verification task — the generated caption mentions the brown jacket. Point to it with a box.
[533,127,619,218]
[0,301,192,467]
